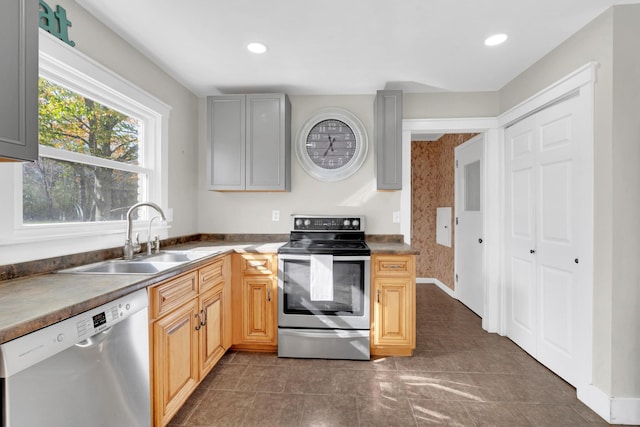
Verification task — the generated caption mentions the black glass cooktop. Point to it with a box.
[278,232,370,256]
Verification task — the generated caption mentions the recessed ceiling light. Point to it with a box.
[484,33,508,46]
[247,42,268,54]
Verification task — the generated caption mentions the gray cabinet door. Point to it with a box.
[374,90,403,190]
[0,0,38,162]
[207,95,246,190]
[246,94,290,191]
[207,93,290,191]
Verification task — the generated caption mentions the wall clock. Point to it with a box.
[295,108,368,182]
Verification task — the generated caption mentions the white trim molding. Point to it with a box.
[402,116,502,335]
[578,384,640,425]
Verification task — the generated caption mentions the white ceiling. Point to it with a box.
[76,0,622,96]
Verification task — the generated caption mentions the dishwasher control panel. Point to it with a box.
[0,289,148,378]
[76,304,120,338]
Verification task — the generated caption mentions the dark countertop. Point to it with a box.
[368,242,420,255]
[0,238,418,345]
[0,242,284,345]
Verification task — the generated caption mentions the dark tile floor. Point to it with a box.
[169,284,612,426]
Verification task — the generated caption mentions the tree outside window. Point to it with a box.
[23,78,146,224]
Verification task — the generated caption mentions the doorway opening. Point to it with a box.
[410,133,478,302]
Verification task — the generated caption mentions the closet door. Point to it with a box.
[505,94,587,387]
[505,121,537,356]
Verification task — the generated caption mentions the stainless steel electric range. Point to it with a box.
[277,214,371,360]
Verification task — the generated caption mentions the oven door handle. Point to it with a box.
[280,329,370,338]
[278,254,371,261]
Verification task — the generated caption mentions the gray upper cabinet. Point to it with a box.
[374,90,403,190]
[0,0,39,162]
[207,94,291,191]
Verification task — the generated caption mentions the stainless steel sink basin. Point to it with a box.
[144,250,220,263]
[58,260,184,275]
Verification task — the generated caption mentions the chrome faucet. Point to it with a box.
[124,202,166,260]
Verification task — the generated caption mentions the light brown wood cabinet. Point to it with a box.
[371,254,416,356]
[231,253,278,351]
[149,255,231,427]
[152,295,199,426]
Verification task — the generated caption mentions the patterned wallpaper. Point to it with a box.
[411,134,477,290]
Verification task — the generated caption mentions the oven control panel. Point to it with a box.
[291,215,365,232]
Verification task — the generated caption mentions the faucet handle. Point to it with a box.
[133,233,141,253]
[153,235,161,254]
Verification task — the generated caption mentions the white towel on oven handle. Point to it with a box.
[309,254,334,301]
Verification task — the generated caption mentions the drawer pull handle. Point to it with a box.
[385,264,403,269]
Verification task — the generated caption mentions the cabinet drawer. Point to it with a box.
[150,271,198,318]
[199,258,225,293]
[239,255,275,275]
[373,256,413,276]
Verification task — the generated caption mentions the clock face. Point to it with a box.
[306,119,357,170]
[295,108,368,182]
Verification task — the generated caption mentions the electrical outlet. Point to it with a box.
[392,211,400,223]
[272,210,280,221]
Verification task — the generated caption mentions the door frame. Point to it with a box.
[402,120,500,333]
[401,61,595,392]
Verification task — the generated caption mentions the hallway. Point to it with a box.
[169,284,612,426]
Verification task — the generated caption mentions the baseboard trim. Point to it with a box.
[577,384,640,425]
[417,278,456,298]
[578,384,612,423]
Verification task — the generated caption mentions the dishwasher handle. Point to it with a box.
[75,327,113,348]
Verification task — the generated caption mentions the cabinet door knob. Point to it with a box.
[377,289,381,303]
[267,288,271,302]
[478,238,483,244]
[530,249,536,254]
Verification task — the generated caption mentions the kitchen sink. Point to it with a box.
[57,249,220,275]
[58,260,184,275]
[144,250,220,263]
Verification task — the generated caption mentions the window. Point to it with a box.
[0,32,170,263]
[23,78,147,224]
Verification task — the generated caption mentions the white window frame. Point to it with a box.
[0,31,170,263]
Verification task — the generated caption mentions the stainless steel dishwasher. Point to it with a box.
[0,289,150,427]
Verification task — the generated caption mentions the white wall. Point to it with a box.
[611,4,640,399]
[404,91,500,119]
[197,95,402,235]
[57,0,200,239]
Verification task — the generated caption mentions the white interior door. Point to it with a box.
[505,94,587,387]
[455,134,484,317]
[505,120,537,355]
